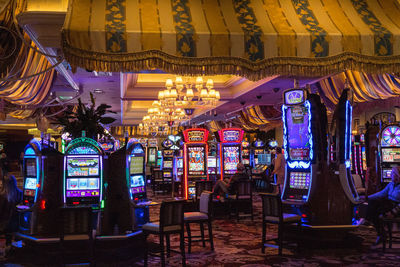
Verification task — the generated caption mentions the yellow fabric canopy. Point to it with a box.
[62,0,400,80]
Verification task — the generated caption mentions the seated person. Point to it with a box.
[361,166,400,245]
[0,175,22,256]
[212,163,249,201]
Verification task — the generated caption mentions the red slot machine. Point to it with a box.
[218,128,244,181]
[183,129,209,199]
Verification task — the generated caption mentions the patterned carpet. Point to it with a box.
[1,192,400,266]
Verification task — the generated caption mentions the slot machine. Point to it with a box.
[156,150,163,168]
[183,128,209,199]
[100,141,115,155]
[241,140,251,167]
[330,90,361,204]
[379,124,400,184]
[218,128,244,181]
[207,156,217,175]
[351,135,366,179]
[281,88,315,203]
[63,137,104,207]
[127,141,147,201]
[162,138,174,185]
[21,138,63,235]
[147,138,158,166]
[251,139,268,176]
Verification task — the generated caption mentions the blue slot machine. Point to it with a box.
[379,124,400,184]
[218,128,244,181]
[64,137,104,207]
[127,141,147,201]
[21,138,63,235]
[281,88,315,203]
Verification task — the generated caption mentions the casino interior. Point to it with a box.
[2,0,400,265]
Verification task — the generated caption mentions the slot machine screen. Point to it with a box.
[157,151,162,157]
[289,172,311,189]
[242,159,250,165]
[177,158,183,168]
[188,146,205,175]
[130,175,145,193]
[25,158,37,177]
[266,154,271,165]
[163,160,173,168]
[208,157,217,168]
[24,178,37,190]
[223,146,240,174]
[242,150,249,156]
[382,169,392,180]
[254,158,259,165]
[67,157,99,177]
[381,148,400,163]
[148,148,156,162]
[163,171,172,178]
[286,106,310,160]
[130,156,144,174]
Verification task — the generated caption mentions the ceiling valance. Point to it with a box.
[62,0,400,80]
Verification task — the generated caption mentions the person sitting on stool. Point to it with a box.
[361,166,400,245]
[212,163,249,201]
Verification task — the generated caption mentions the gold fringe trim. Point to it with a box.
[61,32,400,81]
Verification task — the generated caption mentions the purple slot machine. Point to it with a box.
[379,124,400,184]
[241,140,251,167]
[351,135,366,179]
[218,128,244,181]
[281,88,315,203]
[64,137,104,207]
[183,129,209,199]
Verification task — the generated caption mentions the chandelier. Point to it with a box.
[157,76,220,115]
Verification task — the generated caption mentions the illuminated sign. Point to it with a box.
[184,129,209,143]
[269,140,278,147]
[284,89,305,105]
[218,128,243,143]
[148,138,158,147]
[242,141,250,148]
[162,139,174,148]
[100,142,114,151]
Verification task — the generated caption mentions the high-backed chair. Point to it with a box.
[59,206,94,266]
[381,216,400,252]
[260,193,301,255]
[143,200,186,267]
[184,191,214,253]
[195,181,213,202]
[352,174,366,195]
[228,180,254,221]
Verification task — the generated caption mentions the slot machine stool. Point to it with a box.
[382,215,400,252]
[260,193,302,256]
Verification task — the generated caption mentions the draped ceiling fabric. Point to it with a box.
[62,0,400,80]
[229,105,281,130]
[0,1,56,119]
[317,70,400,110]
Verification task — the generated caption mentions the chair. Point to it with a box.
[184,191,214,253]
[59,206,94,266]
[195,180,213,202]
[143,200,186,267]
[228,180,254,221]
[260,193,301,256]
[381,216,400,252]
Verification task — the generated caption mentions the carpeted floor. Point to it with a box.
[1,191,400,266]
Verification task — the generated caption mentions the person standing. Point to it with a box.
[0,152,10,176]
[271,147,286,194]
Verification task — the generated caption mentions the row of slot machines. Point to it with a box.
[20,136,148,237]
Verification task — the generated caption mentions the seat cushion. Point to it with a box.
[184,212,208,221]
[63,234,90,241]
[142,222,182,233]
[265,213,301,223]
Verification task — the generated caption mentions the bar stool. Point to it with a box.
[184,191,214,253]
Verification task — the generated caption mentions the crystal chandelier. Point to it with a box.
[157,76,220,115]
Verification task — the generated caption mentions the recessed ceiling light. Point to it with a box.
[93,89,104,94]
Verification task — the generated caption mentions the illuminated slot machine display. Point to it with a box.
[251,139,268,175]
[351,135,366,179]
[127,141,147,201]
[21,138,63,235]
[207,156,217,175]
[281,88,315,203]
[183,129,209,199]
[147,138,158,166]
[241,140,251,167]
[379,125,400,184]
[64,137,104,207]
[360,134,367,172]
[162,139,174,184]
[218,128,244,180]
[156,150,163,168]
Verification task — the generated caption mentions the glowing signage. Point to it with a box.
[184,129,209,143]
[284,89,305,105]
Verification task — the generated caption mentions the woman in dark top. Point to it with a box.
[0,175,23,255]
